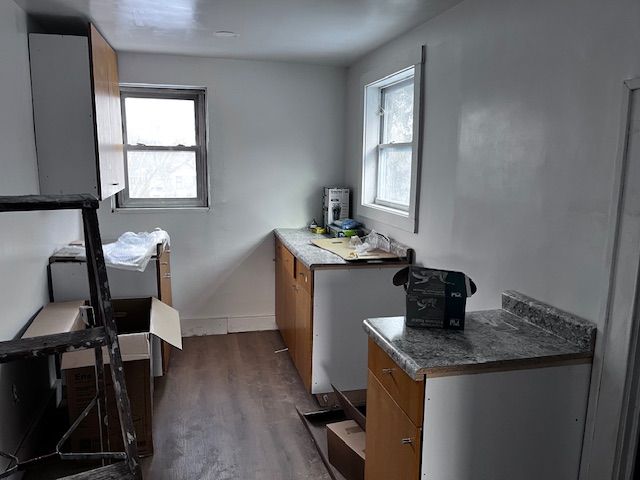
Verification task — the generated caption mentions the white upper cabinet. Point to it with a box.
[29,25,125,200]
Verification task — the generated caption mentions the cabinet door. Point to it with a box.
[365,371,422,480]
[276,243,296,354]
[294,275,313,391]
[89,24,125,199]
[284,273,297,360]
[275,242,285,333]
[156,245,173,373]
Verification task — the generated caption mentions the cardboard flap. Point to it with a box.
[149,297,182,349]
[23,301,85,339]
[61,333,150,369]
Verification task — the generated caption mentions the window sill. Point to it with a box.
[365,201,410,217]
[111,206,211,214]
[359,201,417,233]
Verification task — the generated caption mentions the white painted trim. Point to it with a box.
[580,79,640,480]
[228,315,277,333]
[359,46,425,234]
[180,315,277,337]
[613,80,640,480]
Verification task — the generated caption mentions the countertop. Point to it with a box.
[363,290,596,380]
[274,228,409,269]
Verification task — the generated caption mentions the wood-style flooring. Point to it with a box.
[142,331,329,479]
[25,331,330,480]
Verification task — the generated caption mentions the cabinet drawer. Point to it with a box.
[368,338,424,426]
[295,259,312,294]
[365,371,421,480]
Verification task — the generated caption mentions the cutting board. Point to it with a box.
[312,237,400,261]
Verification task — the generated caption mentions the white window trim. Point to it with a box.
[115,84,209,210]
[360,47,425,233]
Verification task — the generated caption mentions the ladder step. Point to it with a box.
[0,328,107,363]
[56,462,135,480]
[0,194,98,212]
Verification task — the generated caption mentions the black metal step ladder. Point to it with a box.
[0,194,142,480]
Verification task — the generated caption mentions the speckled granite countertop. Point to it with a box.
[274,228,408,269]
[363,290,597,380]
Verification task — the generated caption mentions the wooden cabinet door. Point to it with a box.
[89,24,125,199]
[294,279,312,391]
[284,274,297,360]
[365,371,422,480]
[275,242,296,355]
[156,245,173,373]
[275,242,285,333]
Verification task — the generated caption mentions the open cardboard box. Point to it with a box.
[326,386,366,480]
[24,297,182,456]
[60,297,182,373]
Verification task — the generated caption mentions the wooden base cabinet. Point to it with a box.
[364,340,592,480]
[366,338,424,480]
[275,240,313,389]
[365,372,422,480]
[275,236,406,397]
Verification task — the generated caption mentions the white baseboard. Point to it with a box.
[228,315,277,333]
[181,315,277,337]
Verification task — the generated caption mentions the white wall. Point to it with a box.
[98,53,346,333]
[0,0,81,466]
[346,0,640,321]
[344,0,640,477]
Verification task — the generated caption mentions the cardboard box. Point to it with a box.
[25,297,182,456]
[323,187,350,227]
[327,420,365,480]
[65,360,153,456]
[393,266,477,329]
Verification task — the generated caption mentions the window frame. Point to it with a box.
[116,85,208,209]
[361,48,425,233]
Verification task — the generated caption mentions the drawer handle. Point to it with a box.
[160,261,169,266]
[401,438,414,445]
[162,273,171,278]
[382,368,395,375]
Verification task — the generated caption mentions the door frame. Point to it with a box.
[613,79,640,479]
[580,78,640,480]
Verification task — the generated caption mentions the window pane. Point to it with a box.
[125,97,196,146]
[127,151,197,198]
[382,79,414,144]
[377,146,412,207]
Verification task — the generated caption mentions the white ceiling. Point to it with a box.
[16,0,462,66]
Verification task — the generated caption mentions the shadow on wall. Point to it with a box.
[0,353,50,471]
[186,233,276,321]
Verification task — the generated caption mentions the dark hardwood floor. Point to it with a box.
[142,331,330,480]
[25,331,330,480]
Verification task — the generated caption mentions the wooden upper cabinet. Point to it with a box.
[29,24,125,200]
[89,25,125,199]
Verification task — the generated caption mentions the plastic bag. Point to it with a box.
[102,229,170,272]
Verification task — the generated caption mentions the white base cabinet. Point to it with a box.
[421,364,591,480]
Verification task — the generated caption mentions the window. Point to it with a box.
[362,56,424,233]
[376,76,414,210]
[117,86,208,209]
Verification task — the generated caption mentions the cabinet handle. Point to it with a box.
[111,183,119,186]
[401,438,414,445]
[162,273,171,278]
[160,262,169,266]
[382,368,395,375]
